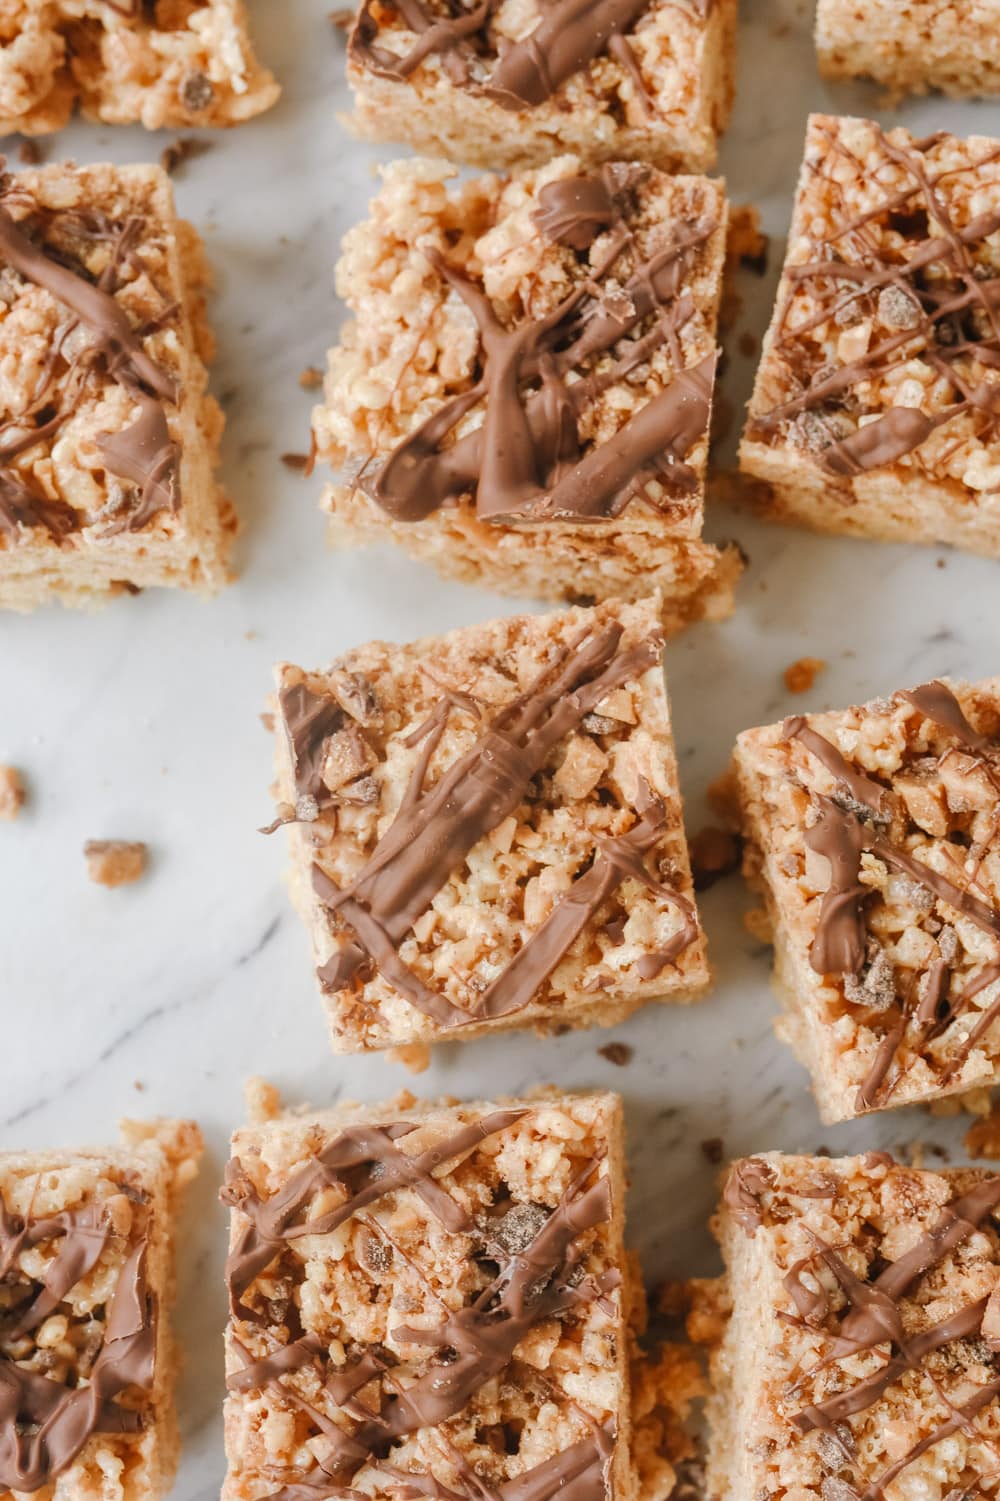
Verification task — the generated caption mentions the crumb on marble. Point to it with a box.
[688,826,742,890]
[84,839,148,888]
[0,765,26,821]
[783,656,827,694]
[387,1042,432,1074]
[598,1042,634,1067]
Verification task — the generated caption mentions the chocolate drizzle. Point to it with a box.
[364,175,718,526]
[350,0,711,111]
[778,1175,1000,1501]
[0,170,182,542]
[0,1191,156,1491]
[305,622,697,1025]
[750,121,1000,479]
[223,1110,618,1501]
[782,688,1000,1110]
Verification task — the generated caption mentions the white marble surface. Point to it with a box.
[3,2,1000,1495]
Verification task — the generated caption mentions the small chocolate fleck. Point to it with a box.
[598,1041,633,1067]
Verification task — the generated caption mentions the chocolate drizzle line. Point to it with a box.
[304,622,697,1025]
[0,169,181,542]
[750,121,1000,479]
[0,1190,157,1491]
[782,687,1000,1110]
[350,0,711,113]
[223,1111,617,1501]
[363,172,718,526]
[779,1175,1000,1501]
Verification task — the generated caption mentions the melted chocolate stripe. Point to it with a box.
[368,203,717,524]
[0,1237,156,1492]
[223,1110,525,1317]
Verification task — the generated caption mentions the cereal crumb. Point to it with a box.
[727,205,769,275]
[245,1076,282,1123]
[784,657,826,694]
[0,765,26,821]
[84,839,148,888]
[299,366,324,390]
[688,827,741,891]
[281,452,310,472]
[159,137,211,175]
[966,1105,1000,1159]
[598,1041,634,1067]
[744,906,772,944]
[260,711,276,732]
[388,1042,431,1074]
[17,139,43,165]
[700,1137,724,1164]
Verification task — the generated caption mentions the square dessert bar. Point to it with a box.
[345,0,737,173]
[269,596,710,1055]
[313,156,740,636]
[731,677,1000,1123]
[817,0,1000,101]
[222,1088,648,1501]
[710,1151,1000,1501]
[0,159,235,611]
[741,116,1000,558]
[0,0,279,135]
[0,1116,202,1501]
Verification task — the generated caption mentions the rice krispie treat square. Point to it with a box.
[268,596,710,1055]
[816,0,1000,101]
[740,116,1000,559]
[730,677,1000,1123]
[0,0,279,136]
[0,1116,202,1500]
[709,1151,1000,1501]
[313,156,740,636]
[344,0,737,173]
[0,159,235,611]
[222,1086,659,1501]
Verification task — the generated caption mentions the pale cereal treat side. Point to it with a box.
[222,1087,656,1501]
[740,115,1000,558]
[344,0,737,173]
[731,676,1000,1124]
[816,0,1000,101]
[0,160,236,612]
[269,596,711,1056]
[314,154,740,631]
[710,1151,1000,1501]
[0,1116,203,1501]
[0,0,279,135]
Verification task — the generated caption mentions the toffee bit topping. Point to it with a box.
[222,1111,617,1501]
[307,625,697,1026]
[366,191,718,526]
[0,1192,156,1491]
[752,123,1000,479]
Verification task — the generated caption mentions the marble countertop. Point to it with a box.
[3,2,1000,1495]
